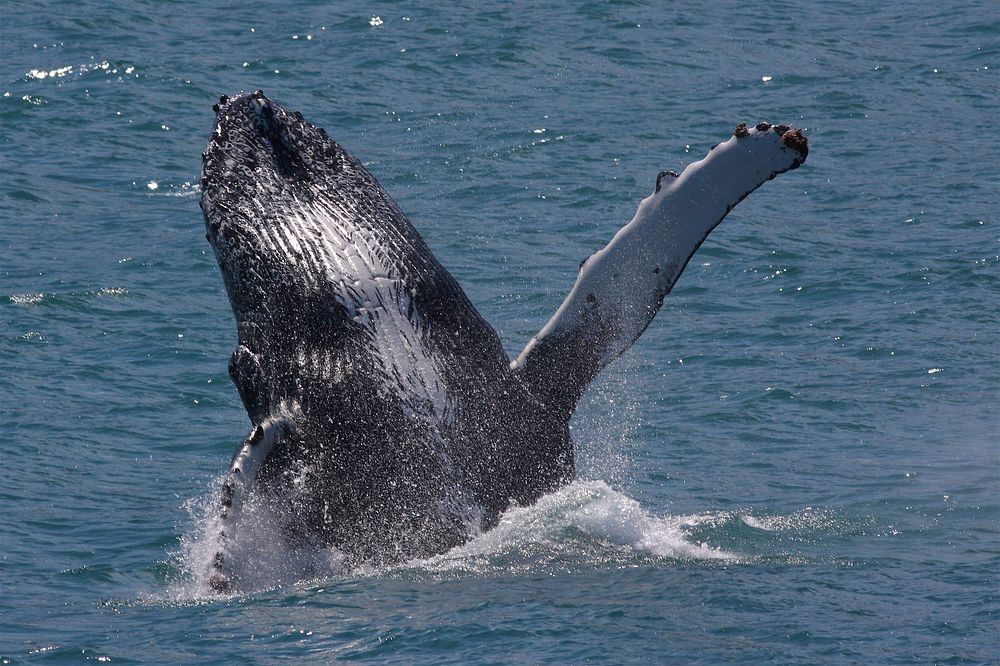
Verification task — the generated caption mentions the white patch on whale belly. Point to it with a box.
[284,199,477,519]
[282,198,453,426]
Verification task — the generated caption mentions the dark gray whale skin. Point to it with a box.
[200,91,807,591]
[201,92,572,589]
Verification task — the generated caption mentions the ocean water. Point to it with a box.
[2,0,997,662]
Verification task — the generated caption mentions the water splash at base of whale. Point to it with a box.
[171,479,740,598]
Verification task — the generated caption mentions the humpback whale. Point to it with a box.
[199,91,807,591]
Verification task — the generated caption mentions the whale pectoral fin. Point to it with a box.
[512,124,808,414]
[209,412,297,592]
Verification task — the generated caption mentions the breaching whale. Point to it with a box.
[199,91,808,591]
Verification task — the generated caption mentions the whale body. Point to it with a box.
[199,92,807,591]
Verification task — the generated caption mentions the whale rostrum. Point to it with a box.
[199,91,808,591]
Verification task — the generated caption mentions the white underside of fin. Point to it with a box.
[513,126,804,370]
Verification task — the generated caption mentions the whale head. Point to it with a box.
[201,90,344,224]
[199,91,375,329]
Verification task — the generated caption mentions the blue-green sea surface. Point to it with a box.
[1,1,997,663]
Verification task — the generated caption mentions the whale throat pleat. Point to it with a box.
[266,197,452,422]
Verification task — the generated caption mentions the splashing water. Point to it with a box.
[171,478,348,599]
[399,480,737,578]
[171,478,741,598]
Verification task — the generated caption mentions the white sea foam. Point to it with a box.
[95,287,128,297]
[406,480,736,576]
[10,293,45,305]
[740,506,850,533]
[174,478,735,598]
[172,475,864,601]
